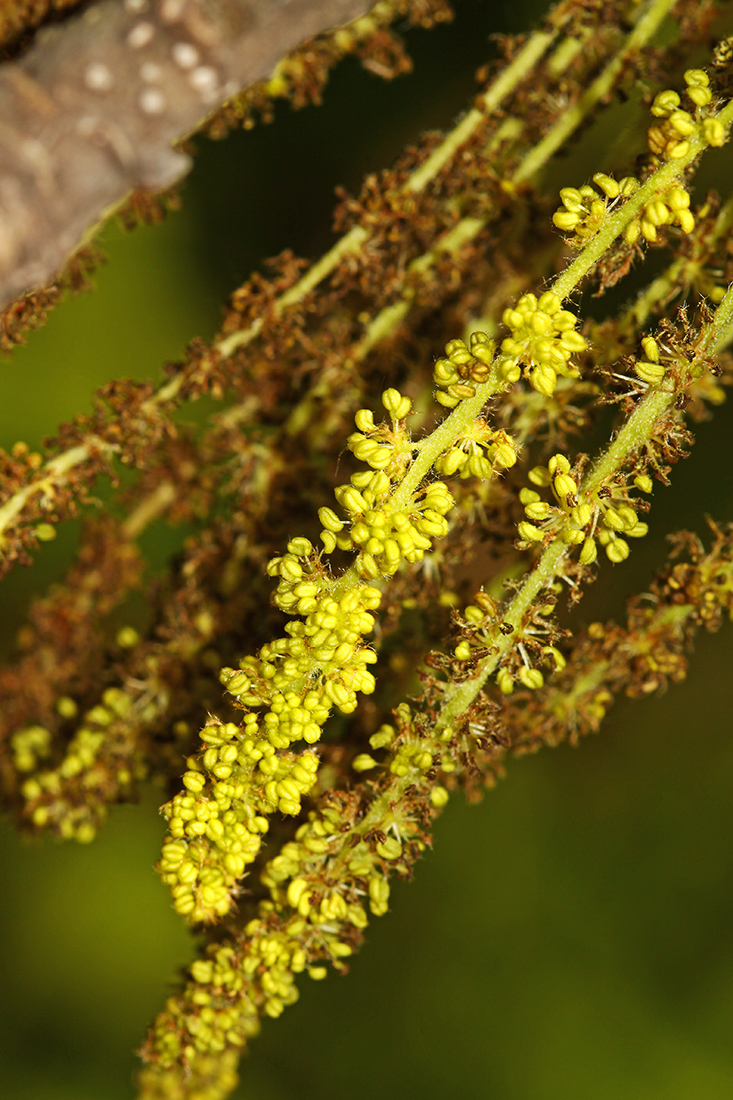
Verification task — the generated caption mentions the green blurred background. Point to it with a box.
[2,1,733,1097]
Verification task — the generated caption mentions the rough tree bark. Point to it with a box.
[0,0,369,311]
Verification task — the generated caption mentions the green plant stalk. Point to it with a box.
[0,0,686,551]
[512,0,677,184]
[435,279,733,734]
[0,20,561,548]
[301,0,688,398]
[607,191,733,332]
[537,601,697,723]
[553,104,733,301]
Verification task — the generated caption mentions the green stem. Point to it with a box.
[553,100,733,301]
[434,279,733,734]
[0,0,688,554]
[512,0,678,185]
[405,29,557,195]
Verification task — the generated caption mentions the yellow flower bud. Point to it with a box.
[496,668,514,695]
[554,472,577,501]
[376,836,402,860]
[318,506,345,532]
[532,365,557,396]
[634,360,666,384]
[353,753,378,772]
[605,537,630,563]
[592,173,620,199]
[525,501,551,521]
[528,465,552,487]
[683,68,709,87]
[641,336,660,361]
[650,89,680,117]
[518,521,544,542]
[668,109,696,136]
[430,786,450,808]
[579,537,598,565]
[518,666,544,690]
[382,388,411,419]
[548,454,571,475]
[666,139,691,160]
[677,209,695,234]
[624,221,641,245]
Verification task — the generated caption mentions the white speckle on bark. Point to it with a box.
[140,61,163,83]
[189,65,218,96]
[171,41,200,70]
[0,0,373,312]
[84,63,114,92]
[127,22,155,50]
[139,87,166,114]
[160,0,186,24]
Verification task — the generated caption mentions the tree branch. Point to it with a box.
[0,0,369,312]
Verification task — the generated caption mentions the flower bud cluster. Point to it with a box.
[517,452,651,565]
[319,391,458,578]
[494,642,568,695]
[500,291,587,396]
[18,687,136,843]
[11,723,52,774]
[624,185,695,245]
[329,476,455,578]
[159,384,483,923]
[351,714,452,811]
[554,171,696,248]
[160,541,382,921]
[150,703,450,1065]
[432,332,496,407]
[647,70,721,163]
[552,173,639,243]
[263,805,370,928]
[434,418,518,480]
[449,593,565,696]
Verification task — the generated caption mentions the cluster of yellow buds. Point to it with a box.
[161,380,495,921]
[318,390,458,578]
[553,72,727,254]
[158,723,275,921]
[11,722,52,774]
[354,715,451,810]
[259,545,380,718]
[500,291,587,396]
[264,811,369,930]
[495,644,567,695]
[344,387,414,475]
[159,528,385,921]
[18,687,135,843]
[647,70,723,163]
[625,185,695,244]
[517,452,650,564]
[434,419,518,479]
[552,173,639,242]
[327,477,455,578]
[554,171,696,247]
[432,332,496,407]
[450,598,565,696]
